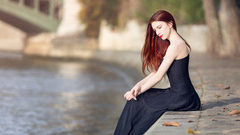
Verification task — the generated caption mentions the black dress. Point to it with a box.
[114,54,201,135]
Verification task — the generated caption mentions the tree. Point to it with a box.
[202,0,240,57]
[219,0,240,56]
[78,0,120,37]
[137,0,204,25]
[202,0,222,56]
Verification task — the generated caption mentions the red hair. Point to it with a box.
[141,10,190,75]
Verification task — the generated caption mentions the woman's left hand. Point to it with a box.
[124,90,137,101]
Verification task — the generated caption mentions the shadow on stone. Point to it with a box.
[201,98,240,110]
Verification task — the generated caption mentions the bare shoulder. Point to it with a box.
[167,40,184,52]
[164,44,179,59]
[174,40,187,50]
[165,40,188,59]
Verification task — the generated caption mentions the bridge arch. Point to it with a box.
[0,0,63,33]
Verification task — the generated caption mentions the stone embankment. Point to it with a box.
[0,20,26,52]
[145,52,240,135]
[23,23,208,59]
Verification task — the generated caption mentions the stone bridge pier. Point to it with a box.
[0,0,97,56]
[24,0,98,58]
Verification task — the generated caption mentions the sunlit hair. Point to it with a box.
[141,10,190,75]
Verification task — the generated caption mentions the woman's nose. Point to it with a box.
[156,29,161,36]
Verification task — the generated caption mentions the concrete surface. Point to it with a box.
[145,52,240,135]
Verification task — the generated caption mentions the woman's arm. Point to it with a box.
[137,44,180,95]
[124,72,155,101]
[139,57,174,94]
[136,72,155,87]
[125,54,175,101]
[124,44,182,100]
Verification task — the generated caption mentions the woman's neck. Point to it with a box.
[167,28,181,44]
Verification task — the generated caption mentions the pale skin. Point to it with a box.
[124,21,190,101]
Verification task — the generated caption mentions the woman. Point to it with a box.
[114,10,201,135]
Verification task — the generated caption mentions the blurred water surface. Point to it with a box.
[0,52,130,135]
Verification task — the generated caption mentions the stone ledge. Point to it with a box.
[144,111,201,135]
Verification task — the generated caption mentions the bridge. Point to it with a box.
[0,0,63,33]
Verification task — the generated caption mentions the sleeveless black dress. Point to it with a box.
[114,54,201,135]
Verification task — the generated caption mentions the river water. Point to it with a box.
[0,52,132,135]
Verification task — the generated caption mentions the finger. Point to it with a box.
[129,93,136,100]
[131,89,135,95]
[127,96,132,101]
[131,92,137,100]
[131,89,136,97]
[124,92,129,98]
[127,95,133,101]
[134,90,138,97]
[125,95,129,100]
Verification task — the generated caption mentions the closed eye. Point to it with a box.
[153,25,162,31]
[157,25,162,29]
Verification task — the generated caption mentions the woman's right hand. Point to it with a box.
[131,83,141,97]
[124,91,136,101]
[124,83,142,101]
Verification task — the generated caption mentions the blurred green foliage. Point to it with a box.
[137,0,205,24]
[78,0,205,37]
[78,0,120,37]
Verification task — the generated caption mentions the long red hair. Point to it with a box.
[141,10,190,75]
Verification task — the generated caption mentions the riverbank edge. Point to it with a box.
[23,50,203,134]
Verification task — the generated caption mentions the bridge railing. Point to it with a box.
[0,0,63,32]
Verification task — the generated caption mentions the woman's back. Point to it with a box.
[165,54,201,111]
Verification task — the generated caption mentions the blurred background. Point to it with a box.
[0,0,239,134]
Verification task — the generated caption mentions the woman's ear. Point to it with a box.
[168,21,173,28]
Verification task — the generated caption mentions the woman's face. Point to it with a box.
[151,21,172,40]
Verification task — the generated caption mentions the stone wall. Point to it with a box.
[178,25,208,52]
[99,20,145,51]
[99,19,208,52]
[24,21,208,59]
[56,0,85,37]
[24,33,98,58]
[0,20,26,52]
